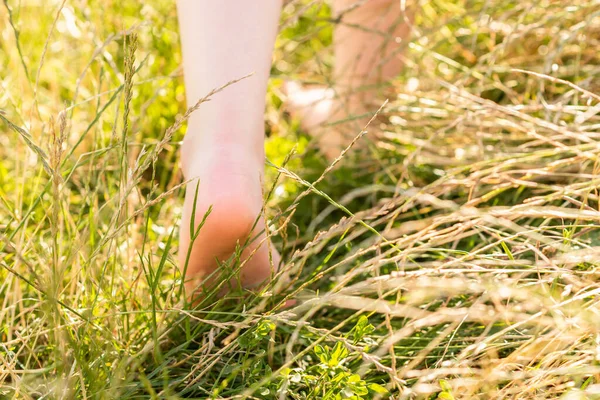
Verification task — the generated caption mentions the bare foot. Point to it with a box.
[284,81,364,161]
[179,143,280,299]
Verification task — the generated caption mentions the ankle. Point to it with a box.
[180,136,264,179]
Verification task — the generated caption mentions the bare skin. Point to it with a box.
[176,0,282,296]
[179,147,280,295]
[176,0,410,298]
[287,0,413,159]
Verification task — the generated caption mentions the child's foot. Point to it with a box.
[284,81,362,161]
[179,142,280,298]
[284,81,375,161]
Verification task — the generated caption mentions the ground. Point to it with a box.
[2,0,600,399]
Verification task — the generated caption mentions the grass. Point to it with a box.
[2,0,600,398]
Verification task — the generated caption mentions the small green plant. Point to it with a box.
[438,380,456,400]
[275,317,387,399]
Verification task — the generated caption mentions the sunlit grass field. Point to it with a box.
[2,0,600,398]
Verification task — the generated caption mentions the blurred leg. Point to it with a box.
[333,0,410,111]
[287,0,412,159]
[176,0,282,296]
